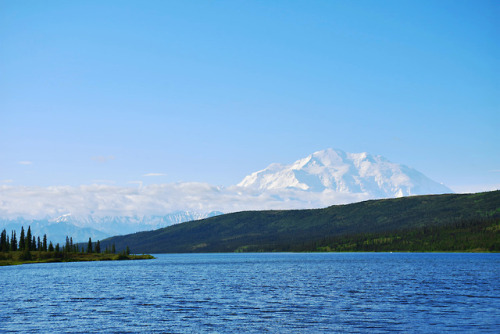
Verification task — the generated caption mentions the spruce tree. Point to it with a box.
[43,234,47,252]
[0,229,7,252]
[26,226,32,251]
[19,227,25,250]
[32,236,36,251]
[87,237,92,253]
[11,230,17,251]
[6,233,10,252]
[48,241,54,252]
[96,240,101,254]
[37,236,41,251]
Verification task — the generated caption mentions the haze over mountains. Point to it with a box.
[0,148,453,243]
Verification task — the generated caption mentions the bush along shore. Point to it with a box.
[0,226,154,266]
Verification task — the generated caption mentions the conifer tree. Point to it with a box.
[37,236,41,251]
[96,240,101,254]
[32,236,36,251]
[26,226,32,251]
[11,230,17,251]
[43,234,47,251]
[0,229,7,252]
[87,237,92,253]
[48,241,54,252]
[55,243,60,252]
[19,227,25,250]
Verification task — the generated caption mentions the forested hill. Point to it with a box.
[101,191,500,253]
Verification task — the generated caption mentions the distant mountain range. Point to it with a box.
[0,148,453,243]
[51,211,223,236]
[0,211,222,244]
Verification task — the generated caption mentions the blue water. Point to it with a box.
[1,253,499,333]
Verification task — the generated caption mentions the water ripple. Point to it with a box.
[0,253,499,333]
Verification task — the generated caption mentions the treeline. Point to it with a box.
[283,217,499,253]
[0,226,55,253]
[0,226,127,256]
[84,237,130,255]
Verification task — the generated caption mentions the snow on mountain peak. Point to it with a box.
[237,148,452,197]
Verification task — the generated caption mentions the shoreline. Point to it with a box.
[0,251,155,267]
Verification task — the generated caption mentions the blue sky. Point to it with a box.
[1,0,499,192]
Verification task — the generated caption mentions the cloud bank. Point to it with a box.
[0,183,369,219]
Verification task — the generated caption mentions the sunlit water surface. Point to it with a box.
[1,253,499,333]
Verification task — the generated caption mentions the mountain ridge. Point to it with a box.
[238,148,452,197]
[100,190,500,253]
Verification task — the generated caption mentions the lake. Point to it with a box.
[1,253,499,333]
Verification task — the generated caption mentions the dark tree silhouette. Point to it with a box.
[26,226,32,251]
[11,230,17,251]
[19,227,25,250]
[87,238,93,253]
[1,229,8,252]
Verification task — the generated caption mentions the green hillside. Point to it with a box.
[101,191,500,253]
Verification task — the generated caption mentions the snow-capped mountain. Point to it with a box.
[238,148,452,197]
[52,211,222,235]
[0,148,453,243]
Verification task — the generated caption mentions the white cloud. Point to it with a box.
[143,173,167,177]
[0,183,369,220]
[6,181,494,221]
[18,161,32,165]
